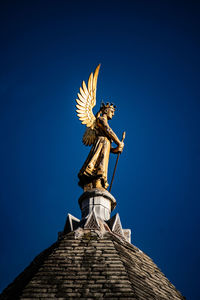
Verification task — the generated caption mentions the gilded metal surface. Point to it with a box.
[76,65,125,191]
[109,131,126,192]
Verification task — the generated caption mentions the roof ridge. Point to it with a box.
[109,234,138,297]
[111,235,185,300]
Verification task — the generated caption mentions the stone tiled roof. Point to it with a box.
[0,228,185,300]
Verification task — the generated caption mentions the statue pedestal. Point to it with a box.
[61,188,131,243]
[78,188,116,221]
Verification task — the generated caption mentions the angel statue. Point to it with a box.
[76,64,125,191]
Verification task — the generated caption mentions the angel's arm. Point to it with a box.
[97,117,121,145]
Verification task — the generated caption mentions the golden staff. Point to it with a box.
[109,131,126,192]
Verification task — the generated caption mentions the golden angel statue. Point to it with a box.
[76,64,125,191]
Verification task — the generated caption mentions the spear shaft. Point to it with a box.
[109,131,126,193]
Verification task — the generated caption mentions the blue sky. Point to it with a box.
[0,1,199,299]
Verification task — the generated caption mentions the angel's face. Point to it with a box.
[107,107,115,120]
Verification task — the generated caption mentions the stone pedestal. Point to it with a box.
[78,188,116,221]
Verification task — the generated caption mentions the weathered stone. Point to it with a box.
[0,228,185,300]
[78,188,116,220]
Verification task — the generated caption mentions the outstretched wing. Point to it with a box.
[76,64,100,146]
[76,64,100,129]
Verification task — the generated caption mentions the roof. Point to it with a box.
[0,227,185,300]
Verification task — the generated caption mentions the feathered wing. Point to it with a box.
[82,127,96,146]
[76,64,101,146]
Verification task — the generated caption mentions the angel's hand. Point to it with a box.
[118,141,124,153]
[111,142,124,154]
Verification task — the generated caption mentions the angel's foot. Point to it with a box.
[93,179,103,189]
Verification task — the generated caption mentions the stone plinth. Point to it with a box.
[78,188,116,221]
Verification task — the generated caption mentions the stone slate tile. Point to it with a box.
[0,229,185,300]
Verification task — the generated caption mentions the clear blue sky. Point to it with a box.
[0,1,199,299]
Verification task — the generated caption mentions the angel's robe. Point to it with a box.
[78,115,120,189]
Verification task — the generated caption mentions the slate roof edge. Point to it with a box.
[107,232,186,300]
[0,238,62,300]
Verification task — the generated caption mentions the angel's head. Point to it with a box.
[101,102,116,120]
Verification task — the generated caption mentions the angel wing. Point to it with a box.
[82,127,96,146]
[76,64,101,146]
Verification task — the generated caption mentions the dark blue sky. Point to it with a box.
[0,1,199,299]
